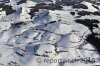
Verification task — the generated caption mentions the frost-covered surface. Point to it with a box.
[0,0,100,66]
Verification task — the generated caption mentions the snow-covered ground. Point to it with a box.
[0,0,100,66]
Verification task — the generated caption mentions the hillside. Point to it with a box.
[0,0,100,66]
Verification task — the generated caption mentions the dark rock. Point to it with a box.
[17,0,27,5]
[2,5,16,15]
[73,3,88,9]
[11,22,25,28]
[78,10,100,16]
[75,19,99,32]
[70,12,75,15]
[92,5,99,10]
[86,33,100,54]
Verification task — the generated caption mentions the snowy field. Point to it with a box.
[0,0,100,66]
